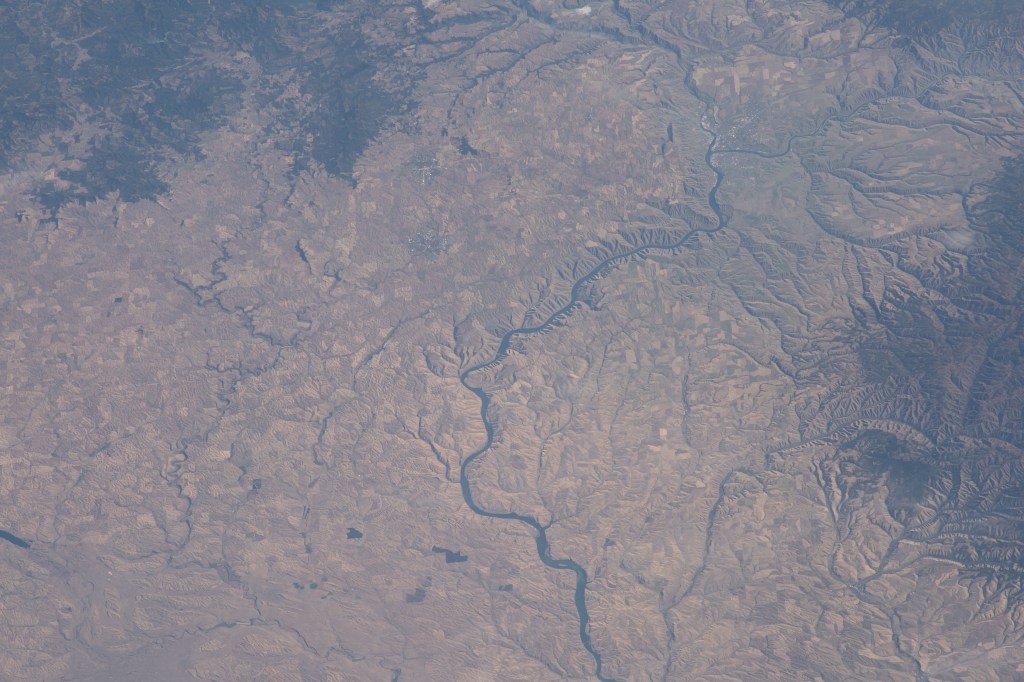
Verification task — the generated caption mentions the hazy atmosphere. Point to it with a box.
[2,1,1023,680]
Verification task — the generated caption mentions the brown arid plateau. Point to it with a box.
[2,1,1023,681]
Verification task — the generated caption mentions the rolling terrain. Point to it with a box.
[1,1,1022,680]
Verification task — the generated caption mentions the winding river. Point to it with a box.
[457,117,728,680]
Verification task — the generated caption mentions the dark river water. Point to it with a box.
[0,529,30,549]
[457,118,727,680]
